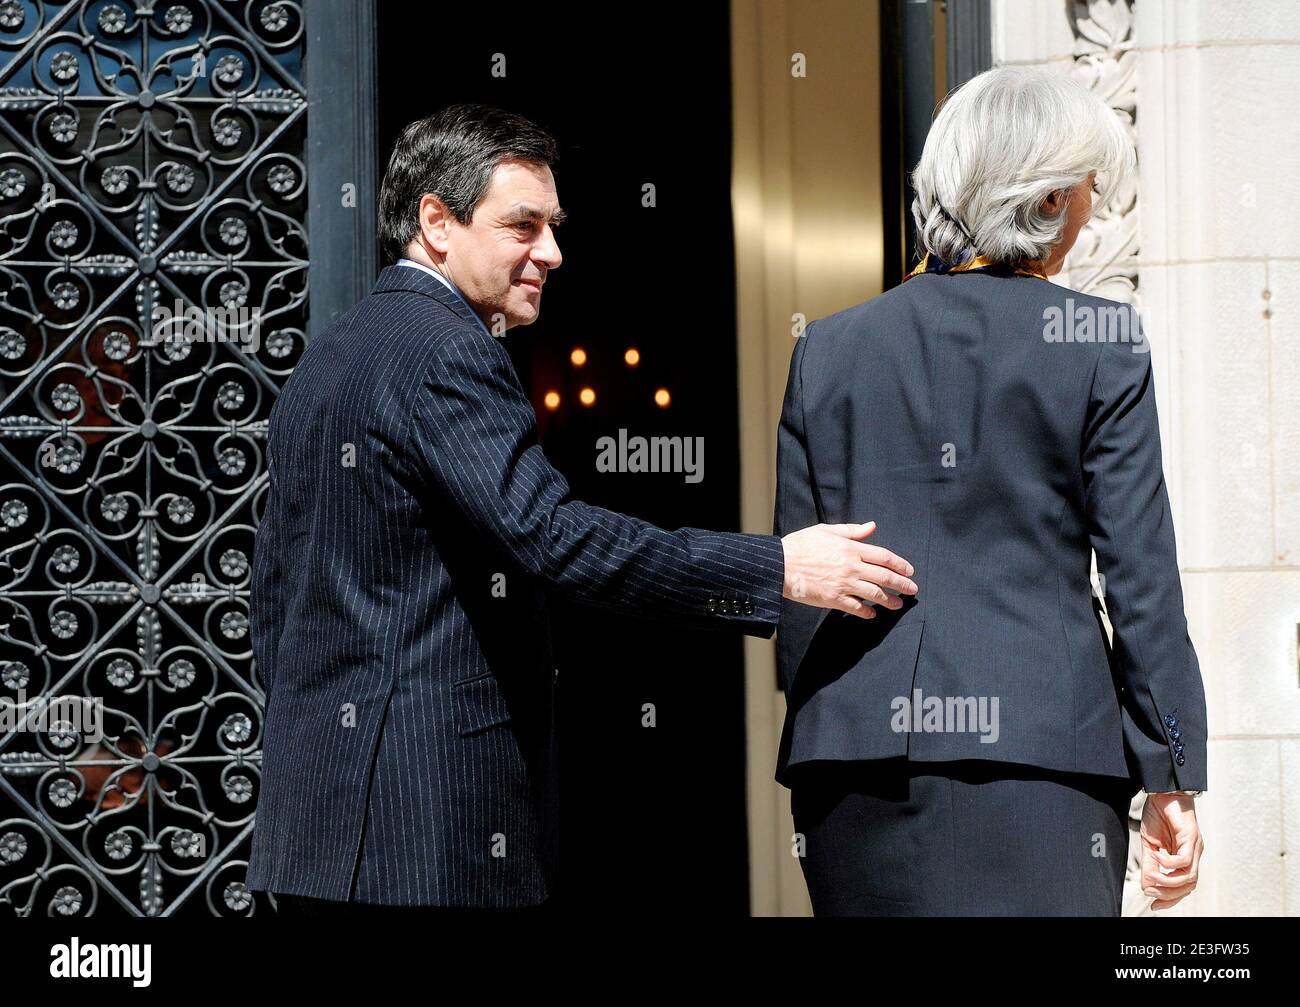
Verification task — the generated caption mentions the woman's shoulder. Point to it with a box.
[811,275,1141,342]
[805,280,918,341]
[800,276,1148,384]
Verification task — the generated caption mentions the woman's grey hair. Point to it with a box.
[909,65,1135,266]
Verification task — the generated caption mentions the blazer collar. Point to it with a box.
[372,262,490,334]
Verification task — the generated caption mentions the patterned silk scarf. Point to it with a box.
[903,252,1049,282]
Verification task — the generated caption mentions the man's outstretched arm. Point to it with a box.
[408,325,916,636]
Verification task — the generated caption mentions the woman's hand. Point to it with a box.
[1139,793,1204,910]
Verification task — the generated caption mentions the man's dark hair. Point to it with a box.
[377,104,559,264]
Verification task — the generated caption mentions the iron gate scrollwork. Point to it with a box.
[0,0,307,917]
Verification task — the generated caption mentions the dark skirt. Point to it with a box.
[790,758,1139,916]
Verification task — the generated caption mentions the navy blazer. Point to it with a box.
[246,264,785,907]
[774,270,1208,795]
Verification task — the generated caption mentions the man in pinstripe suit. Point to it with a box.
[245,104,917,914]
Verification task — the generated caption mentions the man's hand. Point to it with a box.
[1139,793,1204,910]
[781,521,917,619]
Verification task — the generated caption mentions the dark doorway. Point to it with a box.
[378,7,751,914]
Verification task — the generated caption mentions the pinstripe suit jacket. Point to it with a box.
[774,271,1208,795]
[245,264,785,907]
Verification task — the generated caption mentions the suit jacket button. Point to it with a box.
[707,600,718,614]
[1176,754,1186,766]
[1170,728,1181,741]
[743,602,754,615]
[1164,714,1177,728]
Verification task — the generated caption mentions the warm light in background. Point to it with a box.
[569,347,587,367]
[624,347,640,366]
[579,387,596,406]
[543,390,560,411]
[654,388,671,408]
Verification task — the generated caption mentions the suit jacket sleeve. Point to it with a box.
[773,331,828,691]
[408,324,785,637]
[1082,339,1208,792]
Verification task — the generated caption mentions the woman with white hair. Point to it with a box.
[773,65,1207,916]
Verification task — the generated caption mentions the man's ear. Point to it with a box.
[418,193,453,254]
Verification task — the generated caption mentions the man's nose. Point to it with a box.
[534,225,562,269]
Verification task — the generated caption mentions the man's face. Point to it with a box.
[441,159,564,330]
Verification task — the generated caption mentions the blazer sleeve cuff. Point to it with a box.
[689,531,785,638]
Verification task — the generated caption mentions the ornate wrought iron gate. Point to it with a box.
[0,0,355,917]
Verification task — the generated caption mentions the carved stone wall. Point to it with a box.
[1065,0,1139,304]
